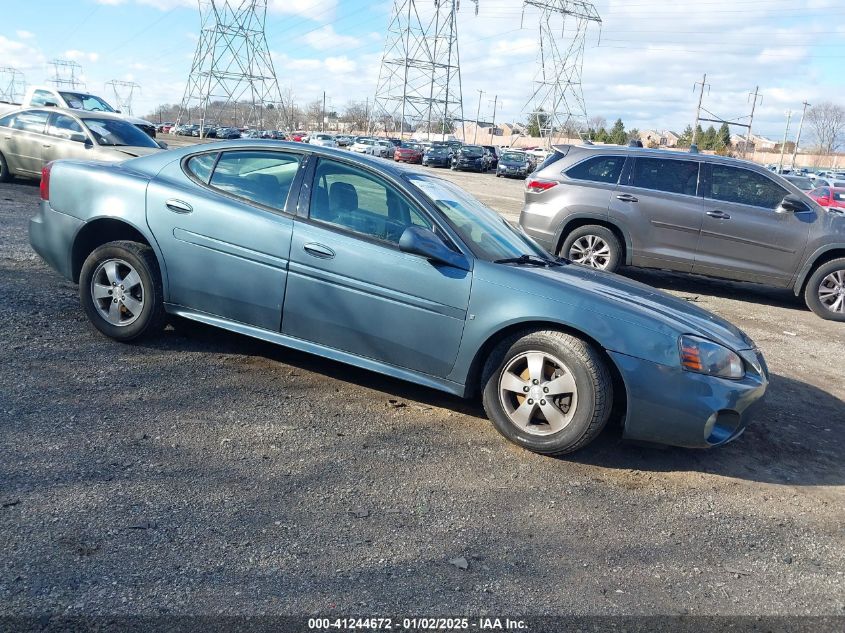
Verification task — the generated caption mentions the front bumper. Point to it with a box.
[608,349,768,448]
[29,201,84,281]
[423,157,450,166]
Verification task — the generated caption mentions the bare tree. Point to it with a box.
[587,115,606,132]
[342,101,369,133]
[279,85,300,131]
[807,102,845,155]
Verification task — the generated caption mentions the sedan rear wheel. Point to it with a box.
[0,151,11,183]
[79,240,166,341]
[805,257,845,321]
[482,330,613,455]
[560,225,622,273]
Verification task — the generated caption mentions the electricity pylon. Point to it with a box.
[105,80,141,115]
[522,0,601,148]
[370,0,477,141]
[47,59,85,90]
[0,68,26,103]
[178,0,284,135]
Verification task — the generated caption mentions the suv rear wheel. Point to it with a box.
[560,225,622,272]
[804,257,845,321]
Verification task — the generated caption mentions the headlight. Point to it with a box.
[679,335,744,379]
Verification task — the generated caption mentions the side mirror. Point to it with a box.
[777,194,810,214]
[69,132,87,143]
[157,140,168,149]
[398,226,470,270]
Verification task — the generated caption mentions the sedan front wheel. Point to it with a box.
[482,330,613,455]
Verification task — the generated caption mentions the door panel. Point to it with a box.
[281,157,471,378]
[693,164,812,285]
[282,222,470,377]
[146,151,302,330]
[3,110,50,176]
[42,113,92,164]
[610,156,703,272]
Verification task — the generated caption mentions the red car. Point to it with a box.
[808,186,845,210]
[394,143,423,164]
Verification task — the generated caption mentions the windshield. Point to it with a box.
[834,191,845,202]
[408,175,550,261]
[786,176,813,190]
[461,146,483,156]
[82,117,160,148]
[59,92,117,113]
[400,142,420,149]
[502,152,527,162]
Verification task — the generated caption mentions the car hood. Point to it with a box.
[108,146,162,158]
[123,115,154,126]
[500,263,755,352]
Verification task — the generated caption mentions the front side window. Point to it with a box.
[565,155,625,184]
[209,150,301,210]
[631,157,699,196]
[29,90,55,107]
[47,113,86,141]
[709,165,787,210]
[10,110,50,135]
[310,159,431,244]
[59,92,116,113]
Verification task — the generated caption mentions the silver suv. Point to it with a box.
[519,145,845,321]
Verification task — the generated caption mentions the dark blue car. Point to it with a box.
[29,141,767,455]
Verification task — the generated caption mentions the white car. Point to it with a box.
[309,133,337,148]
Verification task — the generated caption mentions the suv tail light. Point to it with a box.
[40,162,53,200]
[525,178,557,193]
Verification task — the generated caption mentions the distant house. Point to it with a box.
[731,133,777,152]
[640,129,679,148]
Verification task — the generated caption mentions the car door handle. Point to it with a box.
[165,199,193,214]
[706,210,731,219]
[616,194,638,202]
[303,242,335,259]
[42,144,52,148]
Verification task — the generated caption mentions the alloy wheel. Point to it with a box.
[90,258,145,326]
[498,351,578,436]
[818,269,845,314]
[569,235,611,269]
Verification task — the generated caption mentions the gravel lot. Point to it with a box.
[1,151,843,619]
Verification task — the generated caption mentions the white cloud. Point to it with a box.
[16,30,35,40]
[64,49,100,63]
[303,25,360,51]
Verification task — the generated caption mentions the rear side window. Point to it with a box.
[208,150,301,211]
[29,90,55,107]
[709,164,787,210]
[565,155,625,184]
[536,150,567,173]
[632,158,699,196]
[10,111,50,135]
[186,153,217,184]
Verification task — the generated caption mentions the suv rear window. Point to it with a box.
[565,155,625,184]
[632,157,699,196]
[536,150,567,173]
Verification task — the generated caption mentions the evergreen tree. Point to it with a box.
[701,125,717,150]
[609,118,626,145]
[717,122,731,149]
[677,125,694,147]
[595,127,609,143]
[627,128,641,143]
[527,109,549,137]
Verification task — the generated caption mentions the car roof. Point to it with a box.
[555,143,771,169]
[6,106,125,122]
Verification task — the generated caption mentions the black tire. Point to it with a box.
[804,257,845,321]
[481,330,613,456]
[0,151,11,183]
[560,224,622,273]
[79,240,166,342]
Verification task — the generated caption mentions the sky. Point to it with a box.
[2,0,844,140]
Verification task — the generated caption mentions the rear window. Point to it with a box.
[565,155,625,184]
[632,157,699,196]
[535,150,567,173]
[834,192,845,201]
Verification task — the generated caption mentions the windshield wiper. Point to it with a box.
[493,254,560,267]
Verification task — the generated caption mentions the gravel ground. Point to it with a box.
[1,162,844,619]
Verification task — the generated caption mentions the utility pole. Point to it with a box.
[364,97,369,135]
[321,91,326,132]
[491,94,498,143]
[692,73,709,147]
[474,89,483,144]
[778,110,792,173]
[790,100,810,171]
[743,86,762,159]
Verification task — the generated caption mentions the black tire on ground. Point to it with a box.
[804,257,845,322]
[481,330,613,456]
[79,240,166,342]
[559,224,622,273]
[0,151,12,183]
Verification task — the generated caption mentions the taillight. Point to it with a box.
[40,162,53,200]
[525,178,557,193]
